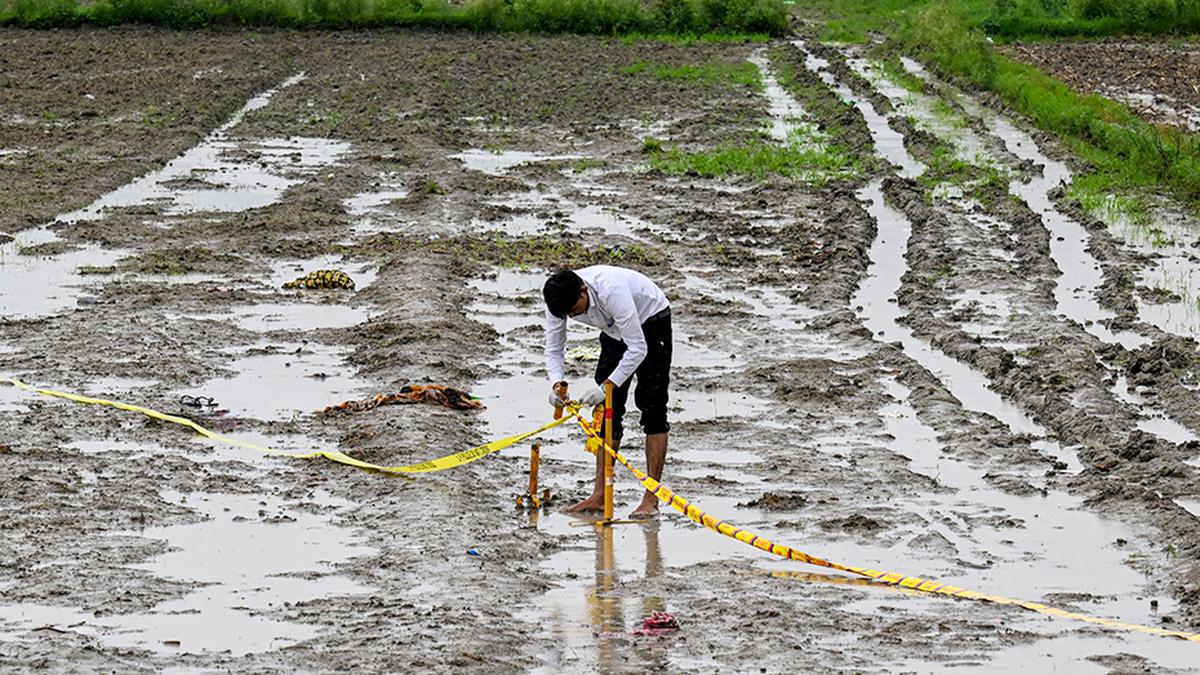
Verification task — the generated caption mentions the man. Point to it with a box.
[543,265,672,518]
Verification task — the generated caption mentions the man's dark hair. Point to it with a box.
[543,269,584,319]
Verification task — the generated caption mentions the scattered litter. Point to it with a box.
[320,385,483,414]
[633,611,680,636]
[567,346,601,362]
[466,548,480,556]
[282,269,356,290]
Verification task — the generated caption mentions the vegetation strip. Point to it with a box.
[0,0,789,34]
[794,0,1200,213]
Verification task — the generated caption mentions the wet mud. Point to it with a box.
[1,26,1200,673]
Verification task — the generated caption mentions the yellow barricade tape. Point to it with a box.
[572,413,1200,643]
[6,379,571,474]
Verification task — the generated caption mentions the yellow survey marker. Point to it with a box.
[571,412,1200,643]
[6,379,571,474]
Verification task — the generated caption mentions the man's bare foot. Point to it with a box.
[564,495,605,513]
[629,499,660,519]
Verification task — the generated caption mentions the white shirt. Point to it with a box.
[544,265,669,387]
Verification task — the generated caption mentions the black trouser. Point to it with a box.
[594,308,672,442]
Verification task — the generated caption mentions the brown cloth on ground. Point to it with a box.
[320,384,483,415]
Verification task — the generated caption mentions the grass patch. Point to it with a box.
[982,0,1200,39]
[648,140,858,181]
[890,1,1200,211]
[118,246,236,274]
[919,140,1012,206]
[878,55,925,94]
[0,0,790,34]
[621,60,762,87]
[1068,172,1151,224]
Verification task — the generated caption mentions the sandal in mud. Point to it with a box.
[179,395,217,408]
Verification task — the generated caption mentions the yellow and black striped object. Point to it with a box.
[282,269,356,290]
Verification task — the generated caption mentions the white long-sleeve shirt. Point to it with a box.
[544,265,669,387]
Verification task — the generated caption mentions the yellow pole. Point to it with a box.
[603,381,614,522]
[529,443,541,508]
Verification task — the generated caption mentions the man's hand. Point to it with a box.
[548,384,569,409]
[580,385,607,406]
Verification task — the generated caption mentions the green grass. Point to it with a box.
[0,0,790,34]
[919,141,1012,206]
[621,60,762,87]
[793,1,1200,208]
[982,0,1200,38]
[792,0,1200,40]
[878,55,925,94]
[899,2,1200,209]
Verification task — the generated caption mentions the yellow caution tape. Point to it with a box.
[572,412,1200,643]
[12,374,1200,642]
[6,379,571,474]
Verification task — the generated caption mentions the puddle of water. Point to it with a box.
[1101,210,1200,340]
[848,56,988,162]
[1176,498,1200,519]
[66,438,164,456]
[0,490,371,656]
[184,342,369,420]
[530,494,778,672]
[0,227,123,320]
[1105,87,1200,132]
[451,149,580,176]
[853,180,1056,442]
[65,136,350,220]
[59,74,350,222]
[474,188,660,243]
[797,41,922,179]
[943,91,1147,350]
[670,389,772,424]
[196,302,370,333]
[116,490,368,655]
[1110,373,1199,444]
[343,176,410,236]
[344,184,409,217]
[0,381,35,412]
[878,379,1160,618]
[748,49,819,145]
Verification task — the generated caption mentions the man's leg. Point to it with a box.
[630,432,667,517]
[629,313,672,518]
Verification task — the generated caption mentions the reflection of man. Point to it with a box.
[542,266,672,518]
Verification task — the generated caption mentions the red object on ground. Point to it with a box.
[633,611,680,637]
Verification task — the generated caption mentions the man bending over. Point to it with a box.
[543,265,672,518]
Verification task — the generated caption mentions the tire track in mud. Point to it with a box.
[801,38,1200,637]
[792,37,1200,664]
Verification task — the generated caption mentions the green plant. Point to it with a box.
[641,136,665,154]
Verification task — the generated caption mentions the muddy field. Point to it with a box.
[3,26,1200,673]
[1000,37,1200,132]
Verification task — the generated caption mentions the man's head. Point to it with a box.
[544,269,588,319]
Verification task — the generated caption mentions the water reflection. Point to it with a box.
[587,523,669,673]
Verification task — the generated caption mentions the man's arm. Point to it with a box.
[604,284,648,387]
[543,309,569,385]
